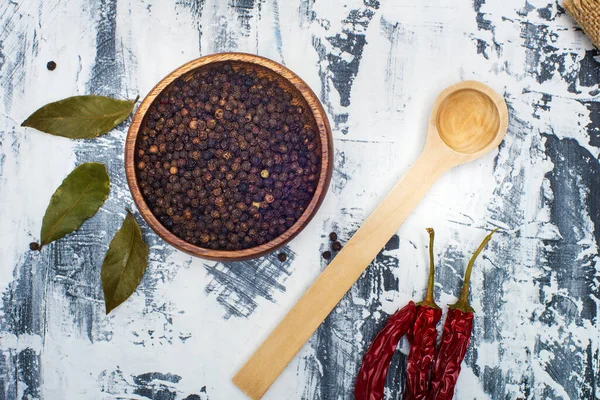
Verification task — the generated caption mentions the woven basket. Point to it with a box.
[564,0,600,48]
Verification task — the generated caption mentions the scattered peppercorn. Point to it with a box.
[332,241,342,251]
[322,250,332,260]
[329,232,337,241]
[46,61,56,71]
[29,242,40,251]
[278,253,287,262]
[135,63,322,251]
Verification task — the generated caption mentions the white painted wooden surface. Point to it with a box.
[1,0,599,399]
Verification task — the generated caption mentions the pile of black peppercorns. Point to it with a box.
[135,63,322,251]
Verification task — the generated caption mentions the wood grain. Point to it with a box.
[232,81,509,399]
[125,53,334,261]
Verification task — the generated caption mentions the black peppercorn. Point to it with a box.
[29,242,40,251]
[135,62,322,251]
[329,232,337,241]
[322,250,332,260]
[332,241,342,251]
[46,61,57,71]
[278,253,287,262]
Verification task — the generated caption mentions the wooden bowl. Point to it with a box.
[125,53,333,261]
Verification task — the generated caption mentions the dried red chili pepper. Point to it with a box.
[403,228,442,400]
[355,301,417,400]
[428,229,497,400]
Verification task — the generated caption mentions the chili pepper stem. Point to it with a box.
[450,229,498,313]
[417,228,440,309]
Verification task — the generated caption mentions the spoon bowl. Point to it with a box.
[425,81,508,164]
[436,89,500,153]
[233,81,508,400]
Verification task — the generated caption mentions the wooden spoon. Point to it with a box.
[233,80,508,399]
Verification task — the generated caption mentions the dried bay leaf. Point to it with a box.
[101,212,149,314]
[39,162,110,247]
[22,95,138,139]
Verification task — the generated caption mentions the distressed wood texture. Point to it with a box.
[0,1,599,400]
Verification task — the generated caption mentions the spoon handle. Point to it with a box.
[233,152,450,400]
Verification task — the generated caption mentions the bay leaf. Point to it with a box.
[22,95,138,139]
[39,162,110,247]
[101,212,149,314]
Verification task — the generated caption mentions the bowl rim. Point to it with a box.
[125,52,333,261]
